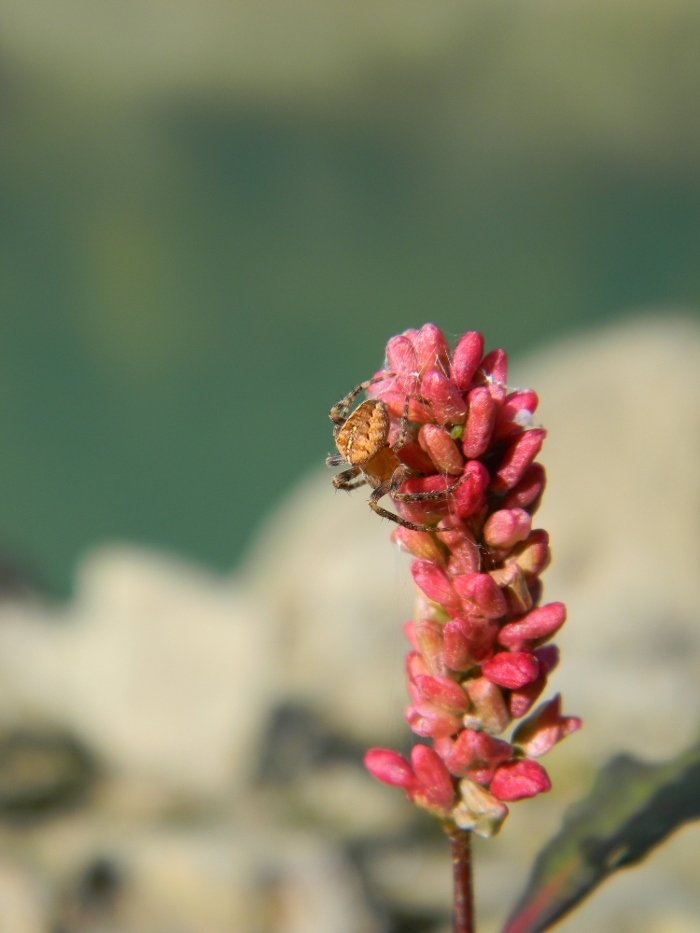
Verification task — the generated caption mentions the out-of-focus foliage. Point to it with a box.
[502,739,700,933]
[0,1,699,592]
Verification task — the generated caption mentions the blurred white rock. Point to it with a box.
[0,547,276,801]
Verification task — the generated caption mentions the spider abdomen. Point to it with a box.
[335,399,391,466]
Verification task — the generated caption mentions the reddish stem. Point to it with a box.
[449,829,474,933]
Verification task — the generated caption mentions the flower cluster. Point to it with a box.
[361,324,580,838]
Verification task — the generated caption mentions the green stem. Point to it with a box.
[449,829,474,933]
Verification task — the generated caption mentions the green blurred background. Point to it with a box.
[0,1,699,595]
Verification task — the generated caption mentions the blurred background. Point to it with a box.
[1,0,700,594]
[0,3,699,932]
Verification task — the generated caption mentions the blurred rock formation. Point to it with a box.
[0,316,698,932]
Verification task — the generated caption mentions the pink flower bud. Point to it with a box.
[453,778,509,838]
[406,702,462,738]
[411,561,461,614]
[483,508,532,549]
[512,694,582,758]
[501,463,546,511]
[436,517,480,574]
[463,387,497,458]
[508,529,550,577]
[498,602,567,649]
[443,616,498,669]
[406,651,428,682]
[396,442,438,475]
[482,651,539,689]
[494,390,539,439]
[444,729,513,783]
[386,335,418,374]
[364,748,417,790]
[450,332,484,393]
[453,573,508,620]
[411,744,456,809]
[379,392,434,423]
[418,424,464,475]
[415,622,448,676]
[491,429,546,493]
[422,369,468,425]
[413,323,451,376]
[464,677,511,734]
[479,348,508,387]
[508,645,559,717]
[455,461,490,519]
[392,526,446,564]
[414,674,470,712]
[490,759,551,801]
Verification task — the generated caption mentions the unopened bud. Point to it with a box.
[453,573,508,620]
[419,424,464,475]
[489,563,532,615]
[444,729,512,783]
[501,463,546,512]
[396,441,439,475]
[494,390,539,439]
[491,430,546,493]
[415,621,448,676]
[379,392,434,423]
[482,651,540,689]
[463,387,497,458]
[411,561,462,614]
[453,778,509,838]
[508,645,559,717]
[422,369,468,425]
[412,323,451,376]
[512,694,582,758]
[386,335,418,374]
[392,526,446,564]
[508,529,550,577]
[411,744,456,809]
[406,702,462,738]
[364,748,417,791]
[450,332,484,393]
[455,461,490,519]
[464,677,511,734]
[490,759,551,802]
[414,674,470,712]
[483,508,532,549]
[498,602,566,649]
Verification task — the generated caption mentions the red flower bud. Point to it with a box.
[364,748,417,790]
[443,616,498,669]
[482,651,540,689]
[490,759,551,801]
[491,429,546,493]
[406,701,462,738]
[501,462,547,512]
[450,331,484,393]
[392,526,446,564]
[444,729,513,783]
[414,674,470,712]
[386,335,418,374]
[494,390,539,439]
[508,529,550,577]
[453,573,508,620]
[415,622,447,676]
[483,508,532,549]
[410,744,456,809]
[463,387,497,458]
[498,602,567,649]
[455,461,490,519]
[379,392,434,423]
[396,441,438,475]
[418,424,464,475]
[479,348,508,387]
[512,694,582,758]
[508,645,559,717]
[411,561,462,614]
[422,369,468,425]
[436,517,480,575]
[412,324,451,376]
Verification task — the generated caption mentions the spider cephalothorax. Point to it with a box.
[327,380,466,531]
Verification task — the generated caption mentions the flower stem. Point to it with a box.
[449,828,474,933]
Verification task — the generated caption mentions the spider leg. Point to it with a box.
[368,481,434,532]
[394,393,411,452]
[391,465,471,503]
[329,373,395,435]
[332,466,364,490]
[326,453,346,467]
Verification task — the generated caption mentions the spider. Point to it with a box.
[327,378,468,532]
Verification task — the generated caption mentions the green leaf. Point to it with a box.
[501,740,700,933]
